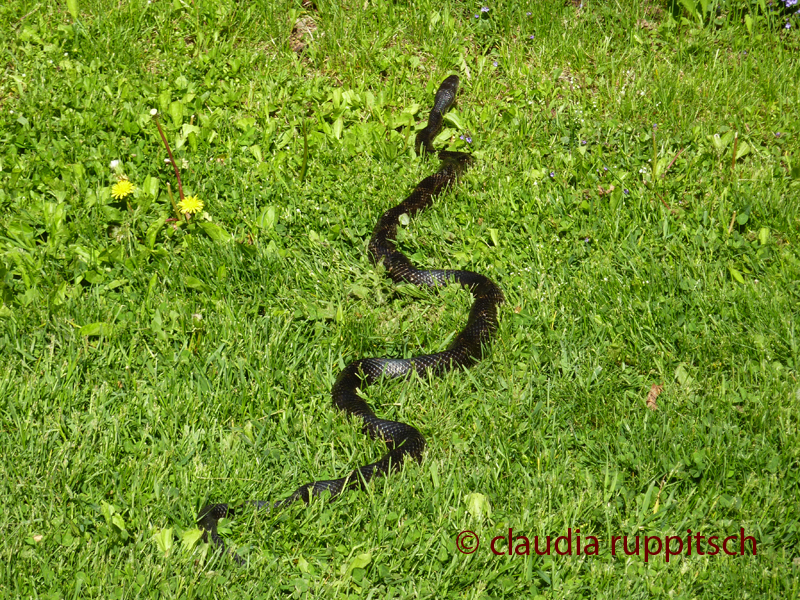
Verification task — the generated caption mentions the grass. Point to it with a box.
[1,0,799,597]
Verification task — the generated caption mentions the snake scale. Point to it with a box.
[197,75,504,560]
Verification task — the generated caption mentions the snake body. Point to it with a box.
[198,76,503,558]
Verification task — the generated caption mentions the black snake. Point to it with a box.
[197,75,504,560]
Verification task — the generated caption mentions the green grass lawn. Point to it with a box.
[1,0,799,597]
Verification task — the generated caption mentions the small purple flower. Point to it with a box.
[493,61,498,67]
[475,14,479,18]
[623,189,630,195]
[466,136,472,143]
[460,135,465,140]
[775,132,782,137]
[481,6,490,12]
[653,123,658,130]
[526,11,532,16]
[581,140,587,145]
[785,21,792,29]
[584,237,590,243]
[603,166,608,171]
[549,171,555,178]
[529,34,535,39]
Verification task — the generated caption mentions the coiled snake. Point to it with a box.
[197,75,504,560]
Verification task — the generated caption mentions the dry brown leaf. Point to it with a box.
[290,16,318,54]
[646,384,663,411]
[598,184,615,196]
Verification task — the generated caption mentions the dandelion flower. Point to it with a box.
[111,180,136,200]
[178,195,204,214]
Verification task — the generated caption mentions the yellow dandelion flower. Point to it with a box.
[178,195,204,215]
[111,180,136,200]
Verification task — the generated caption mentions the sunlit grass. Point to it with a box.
[0,0,799,597]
